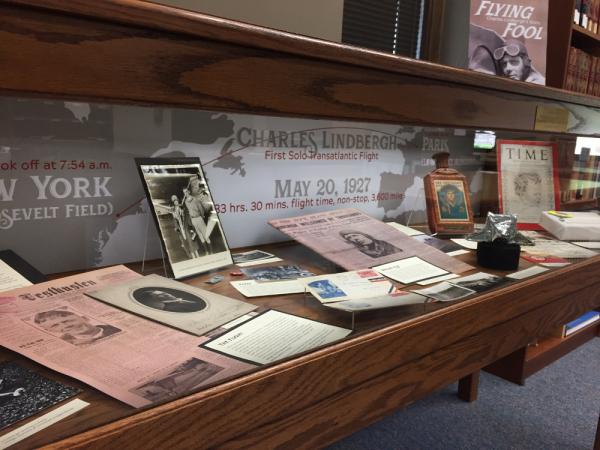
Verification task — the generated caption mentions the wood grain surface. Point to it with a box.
[1,243,598,449]
[1,1,600,136]
[0,1,599,449]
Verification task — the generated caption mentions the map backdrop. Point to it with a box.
[0,97,484,273]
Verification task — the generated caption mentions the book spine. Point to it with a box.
[575,0,582,24]
[565,47,577,91]
[565,314,600,336]
[587,56,597,95]
[582,0,590,28]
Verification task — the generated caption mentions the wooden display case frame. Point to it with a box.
[1,1,600,449]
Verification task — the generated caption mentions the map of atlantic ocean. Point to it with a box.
[1,98,459,273]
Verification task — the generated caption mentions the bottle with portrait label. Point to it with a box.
[423,152,474,235]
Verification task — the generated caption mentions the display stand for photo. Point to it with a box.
[406,187,425,231]
[140,211,168,277]
[135,157,233,280]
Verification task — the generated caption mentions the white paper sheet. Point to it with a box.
[230,279,304,297]
[374,257,448,284]
[235,257,283,267]
[300,269,394,304]
[446,250,471,256]
[450,239,478,250]
[386,222,425,236]
[571,241,600,249]
[0,260,32,293]
[523,239,597,259]
[507,265,549,280]
[0,399,89,450]
[203,310,351,365]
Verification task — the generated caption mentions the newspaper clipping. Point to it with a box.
[269,208,473,273]
[0,266,255,407]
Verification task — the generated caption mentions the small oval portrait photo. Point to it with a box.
[131,287,207,313]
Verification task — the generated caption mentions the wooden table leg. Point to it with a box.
[458,371,480,402]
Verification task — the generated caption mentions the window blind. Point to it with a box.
[342,0,425,58]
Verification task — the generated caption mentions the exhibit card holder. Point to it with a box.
[496,140,560,230]
[135,158,233,279]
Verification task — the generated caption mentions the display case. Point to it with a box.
[0,1,600,449]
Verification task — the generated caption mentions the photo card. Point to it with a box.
[0,362,80,430]
[135,157,232,279]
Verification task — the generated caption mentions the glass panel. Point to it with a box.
[1,95,598,439]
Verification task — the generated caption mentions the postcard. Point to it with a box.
[522,239,597,259]
[323,291,428,312]
[202,310,352,365]
[0,362,81,430]
[386,222,424,236]
[412,282,475,302]
[240,265,314,282]
[448,272,509,293]
[87,274,257,336]
[300,269,395,304]
[451,239,478,250]
[232,250,282,267]
[507,266,549,280]
[521,254,570,267]
[373,256,449,284]
[230,279,304,297]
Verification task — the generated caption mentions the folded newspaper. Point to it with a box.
[269,208,473,273]
[0,266,255,407]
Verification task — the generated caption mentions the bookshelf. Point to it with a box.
[547,0,600,92]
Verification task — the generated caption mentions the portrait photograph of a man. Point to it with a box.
[29,308,121,346]
[132,287,207,313]
[87,274,257,336]
[434,180,469,222]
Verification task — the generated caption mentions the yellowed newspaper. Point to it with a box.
[0,265,255,407]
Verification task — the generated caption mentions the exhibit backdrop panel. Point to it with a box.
[0,97,486,273]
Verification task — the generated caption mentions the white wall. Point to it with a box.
[154,0,344,43]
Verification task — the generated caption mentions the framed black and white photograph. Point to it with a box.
[135,157,232,279]
[86,274,257,336]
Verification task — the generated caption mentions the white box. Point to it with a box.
[539,211,600,240]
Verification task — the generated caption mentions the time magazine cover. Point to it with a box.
[469,0,548,85]
[497,140,559,229]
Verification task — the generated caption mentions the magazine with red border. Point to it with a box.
[496,140,560,230]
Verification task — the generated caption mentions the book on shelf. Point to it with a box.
[565,46,600,96]
[551,310,600,338]
[575,0,600,32]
